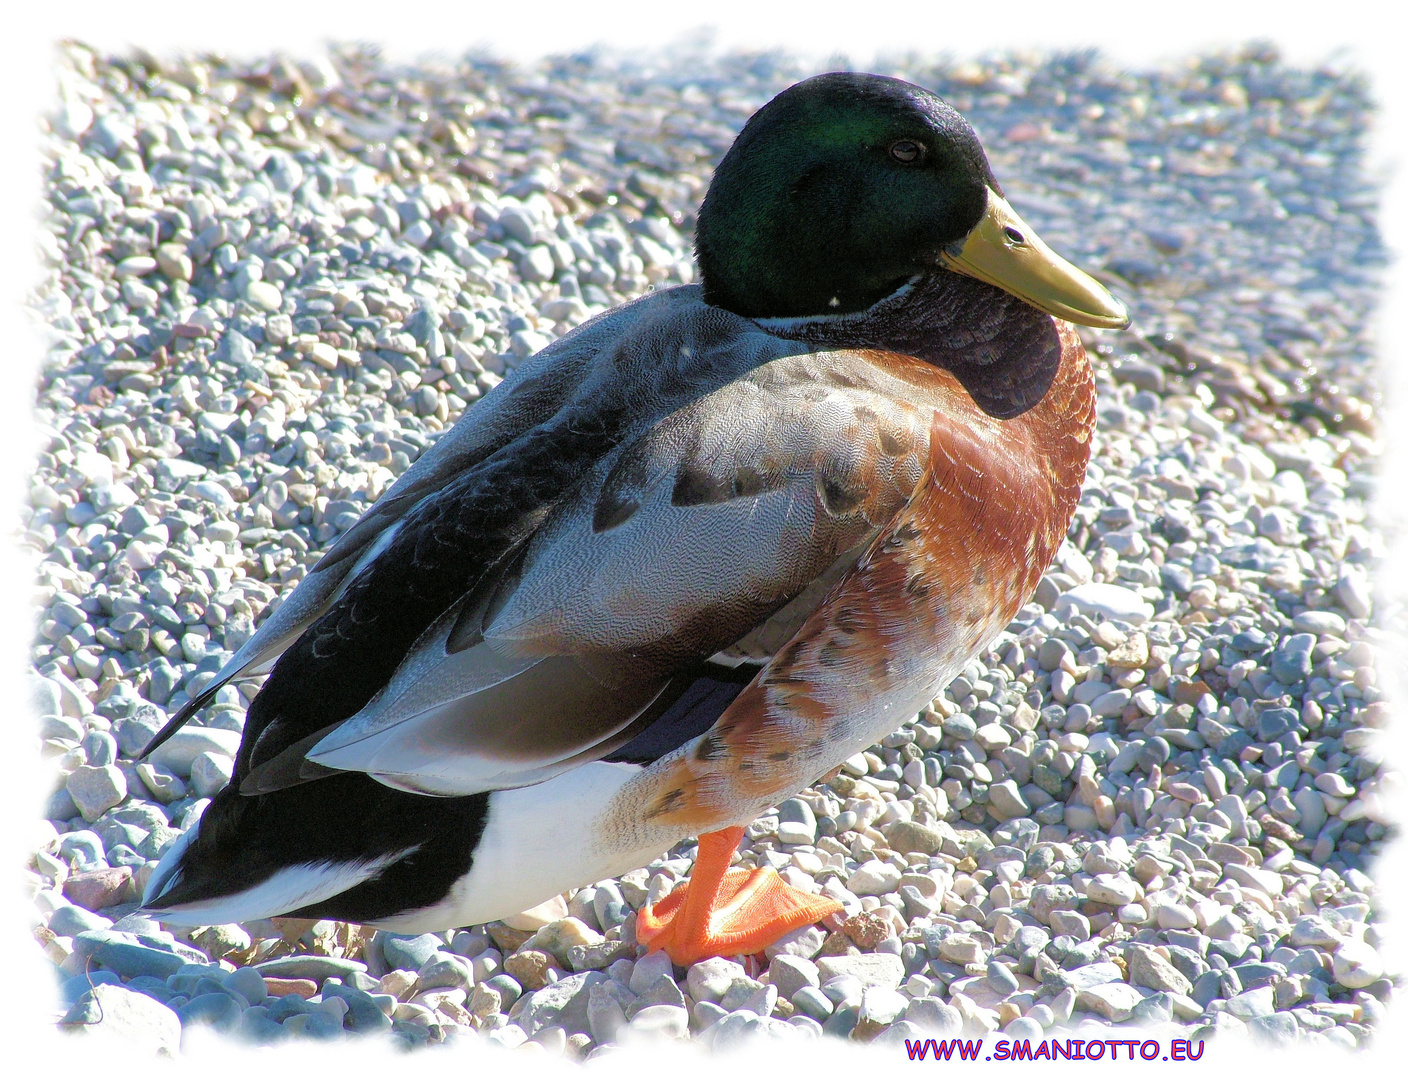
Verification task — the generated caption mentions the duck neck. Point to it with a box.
[758,270,1085,422]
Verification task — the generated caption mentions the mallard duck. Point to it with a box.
[140,71,1127,966]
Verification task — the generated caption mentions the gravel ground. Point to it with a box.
[22,39,1400,1057]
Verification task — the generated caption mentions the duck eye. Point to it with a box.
[889,140,923,163]
[1004,226,1026,245]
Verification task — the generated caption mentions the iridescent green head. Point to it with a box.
[697,71,1129,329]
[697,71,998,319]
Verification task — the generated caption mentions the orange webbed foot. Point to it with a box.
[635,826,843,966]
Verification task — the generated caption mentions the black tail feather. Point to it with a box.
[136,677,226,760]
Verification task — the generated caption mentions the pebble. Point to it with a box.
[1126,947,1193,995]
[1228,986,1277,1019]
[622,1003,689,1041]
[815,954,905,990]
[380,933,444,972]
[63,866,133,911]
[1076,983,1147,1022]
[254,956,367,981]
[769,955,820,1001]
[846,860,903,896]
[1056,583,1154,625]
[687,957,746,1005]
[146,729,242,776]
[905,996,963,1034]
[24,39,1396,1058]
[66,765,128,821]
[188,752,233,799]
[61,983,182,1055]
[1331,939,1384,989]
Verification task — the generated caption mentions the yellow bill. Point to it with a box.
[941,188,1130,330]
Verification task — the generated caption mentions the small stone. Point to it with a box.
[48,905,112,936]
[418,953,474,991]
[1028,883,1078,923]
[777,798,817,844]
[220,966,267,1007]
[467,982,503,1020]
[938,934,986,965]
[692,999,730,1031]
[1271,634,1316,685]
[841,911,892,949]
[146,728,241,777]
[1223,863,1284,897]
[986,960,1019,996]
[987,779,1031,821]
[1086,873,1139,906]
[568,938,633,972]
[884,820,949,856]
[943,714,978,741]
[135,763,186,803]
[687,957,746,1004]
[1056,583,1153,625]
[61,983,181,1055]
[262,977,317,998]
[628,973,687,1018]
[514,970,603,1037]
[623,1003,689,1041]
[1227,986,1276,1019]
[66,765,127,821]
[1048,910,1091,940]
[63,866,133,911]
[1155,902,1199,931]
[847,860,902,896]
[307,342,339,370]
[188,752,233,799]
[791,986,834,1021]
[718,978,770,1016]
[1332,939,1383,989]
[904,996,962,1035]
[1247,1012,1299,1046]
[974,724,1012,751]
[1292,611,1346,635]
[769,955,820,1001]
[505,949,553,990]
[254,955,367,981]
[245,281,283,312]
[1337,572,1372,618]
[380,933,444,972]
[82,939,189,981]
[1314,772,1355,798]
[858,985,908,1026]
[156,244,193,281]
[628,950,673,995]
[1127,947,1193,995]
[815,953,905,990]
[214,329,256,369]
[504,895,569,931]
[1075,983,1147,1021]
[192,923,251,961]
[765,924,827,961]
[523,917,603,966]
[378,969,419,1000]
[1289,915,1341,949]
[586,983,627,1044]
[1043,961,1123,993]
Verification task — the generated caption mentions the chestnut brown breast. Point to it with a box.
[605,314,1095,844]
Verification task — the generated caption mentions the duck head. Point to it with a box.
[697,71,1129,329]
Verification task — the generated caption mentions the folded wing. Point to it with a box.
[171,289,953,801]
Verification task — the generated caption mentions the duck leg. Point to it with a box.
[635,826,842,965]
